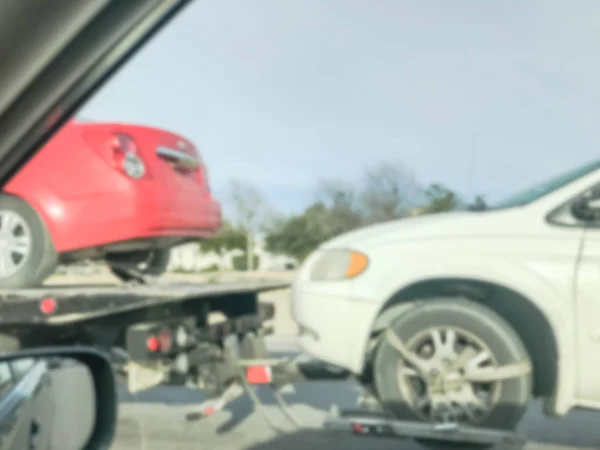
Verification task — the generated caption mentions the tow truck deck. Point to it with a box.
[0,278,527,449]
[0,279,286,348]
[0,279,286,323]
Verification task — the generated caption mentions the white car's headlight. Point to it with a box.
[309,249,369,281]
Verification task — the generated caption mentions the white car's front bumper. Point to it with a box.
[291,280,380,374]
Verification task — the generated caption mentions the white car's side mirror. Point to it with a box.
[571,186,600,222]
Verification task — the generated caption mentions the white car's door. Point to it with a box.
[567,183,600,405]
[574,226,600,404]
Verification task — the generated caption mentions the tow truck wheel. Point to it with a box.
[0,195,57,289]
[372,298,532,450]
[106,248,171,282]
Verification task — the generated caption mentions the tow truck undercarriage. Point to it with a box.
[0,277,527,449]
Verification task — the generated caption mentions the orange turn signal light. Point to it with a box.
[345,251,369,278]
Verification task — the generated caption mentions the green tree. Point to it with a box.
[468,194,488,211]
[265,202,337,262]
[232,254,261,271]
[264,160,476,260]
[423,183,459,214]
[200,220,247,270]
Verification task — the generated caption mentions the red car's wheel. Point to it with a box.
[0,195,58,288]
[106,248,171,282]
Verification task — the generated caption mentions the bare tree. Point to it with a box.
[316,180,364,234]
[360,161,418,224]
[227,178,273,271]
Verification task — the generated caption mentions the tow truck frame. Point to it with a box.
[0,277,526,449]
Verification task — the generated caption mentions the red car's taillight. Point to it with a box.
[110,133,148,180]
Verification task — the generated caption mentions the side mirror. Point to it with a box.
[571,186,600,222]
[0,346,117,450]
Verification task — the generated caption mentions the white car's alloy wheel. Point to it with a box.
[396,326,501,425]
[373,298,533,450]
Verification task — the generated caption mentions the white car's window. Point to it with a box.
[491,159,600,209]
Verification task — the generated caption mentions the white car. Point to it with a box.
[292,158,600,437]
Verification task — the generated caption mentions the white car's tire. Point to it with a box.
[373,298,532,449]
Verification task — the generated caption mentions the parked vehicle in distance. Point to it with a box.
[0,119,222,288]
[292,158,600,441]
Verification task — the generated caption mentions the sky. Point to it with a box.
[80,0,600,215]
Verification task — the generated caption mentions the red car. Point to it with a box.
[0,119,222,288]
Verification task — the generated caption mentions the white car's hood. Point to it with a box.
[321,207,538,249]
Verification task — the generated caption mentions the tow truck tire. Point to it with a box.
[0,195,57,289]
[106,248,171,282]
[372,298,532,450]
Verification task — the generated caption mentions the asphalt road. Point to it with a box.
[51,359,600,450]
[46,347,600,450]
[110,352,600,450]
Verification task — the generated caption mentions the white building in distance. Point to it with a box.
[167,239,297,272]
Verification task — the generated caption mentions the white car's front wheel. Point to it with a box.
[373,298,532,450]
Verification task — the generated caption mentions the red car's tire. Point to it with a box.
[0,195,58,288]
[106,248,171,282]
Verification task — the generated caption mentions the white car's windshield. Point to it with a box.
[490,160,600,209]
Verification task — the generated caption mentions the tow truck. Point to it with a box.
[0,273,527,449]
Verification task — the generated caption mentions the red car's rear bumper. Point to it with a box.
[74,181,220,252]
[5,177,222,253]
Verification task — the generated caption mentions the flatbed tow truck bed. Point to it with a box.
[0,280,288,325]
[0,279,287,347]
[0,278,526,449]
